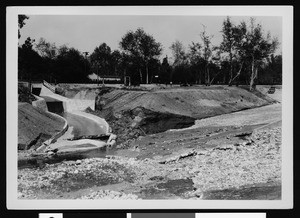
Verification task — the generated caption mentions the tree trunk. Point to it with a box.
[209,71,221,86]
[229,61,244,86]
[228,52,233,86]
[139,68,142,84]
[146,63,149,84]
[123,69,126,86]
[204,65,207,86]
[207,67,210,86]
[249,58,257,91]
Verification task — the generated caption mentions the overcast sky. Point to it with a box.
[19,15,282,61]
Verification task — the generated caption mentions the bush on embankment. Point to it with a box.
[18,84,36,103]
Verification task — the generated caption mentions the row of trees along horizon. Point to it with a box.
[18,15,282,90]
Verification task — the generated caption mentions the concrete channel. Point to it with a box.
[34,85,113,154]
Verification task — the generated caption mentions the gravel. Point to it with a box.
[79,190,139,200]
[18,126,281,199]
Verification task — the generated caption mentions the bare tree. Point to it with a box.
[238,18,278,90]
[199,25,214,86]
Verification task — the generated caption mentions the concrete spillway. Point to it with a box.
[39,84,95,112]
[62,112,106,137]
[33,84,112,154]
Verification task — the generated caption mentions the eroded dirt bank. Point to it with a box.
[18,102,65,150]
[85,85,276,147]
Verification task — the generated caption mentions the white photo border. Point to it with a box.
[7,6,293,209]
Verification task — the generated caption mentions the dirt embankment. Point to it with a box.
[18,103,65,150]
[89,86,276,147]
[97,86,275,118]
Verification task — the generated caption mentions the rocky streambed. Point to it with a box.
[18,125,281,200]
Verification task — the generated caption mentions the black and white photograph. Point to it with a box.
[6,6,293,209]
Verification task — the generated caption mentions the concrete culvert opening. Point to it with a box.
[31,87,41,96]
[46,101,64,114]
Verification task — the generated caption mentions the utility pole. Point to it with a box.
[83,51,89,77]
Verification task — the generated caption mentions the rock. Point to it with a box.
[109,134,117,140]
[42,175,49,180]
[134,115,143,123]
[114,112,122,119]
[76,160,82,165]
[107,139,116,147]
[235,131,252,138]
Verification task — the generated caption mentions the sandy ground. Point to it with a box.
[181,103,281,130]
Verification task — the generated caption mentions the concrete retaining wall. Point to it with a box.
[31,94,69,152]
[33,85,111,152]
[65,99,95,112]
[31,95,48,111]
[40,85,95,112]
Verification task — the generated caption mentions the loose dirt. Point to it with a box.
[96,86,275,119]
[18,103,65,150]
[86,85,277,148]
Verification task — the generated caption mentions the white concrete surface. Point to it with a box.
[45,139,107,152]
[40,85,95,111]
[37,85,110,153]
[71,111,109,134]
[31,95,48,111]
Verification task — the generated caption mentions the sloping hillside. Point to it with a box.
[97,86,275,119]
[18,103,65,150]
[85,86,277,147]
